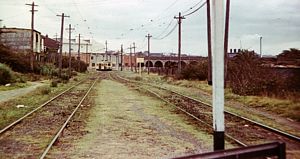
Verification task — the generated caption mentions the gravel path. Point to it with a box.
[0,82,46,103]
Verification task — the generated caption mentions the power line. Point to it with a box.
[183,0,205,14]
[153,22,178,40]
[153,19,176,39]
[183,1,207,17]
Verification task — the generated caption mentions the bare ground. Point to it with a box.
[0,81,46,103]
[47,79,213,159]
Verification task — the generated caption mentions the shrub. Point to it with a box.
[177,60,208,80]
[62,56,87,73]
[0,63,15,85]
[50,80,58,87]
[38,86,51,95]
[227,51,283,96]
[40,64,56,76]
[134,76,142,81]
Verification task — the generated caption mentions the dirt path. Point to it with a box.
[0,81,46,103]
[49,79,213,159]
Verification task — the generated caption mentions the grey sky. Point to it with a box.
[0,0,299,56]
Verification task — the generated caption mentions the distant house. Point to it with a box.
[0,27,43,60]
[42,35,59,63]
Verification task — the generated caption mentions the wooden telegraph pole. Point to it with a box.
[174,12,185,73]
[121,44,123,71]
[66,24,74,78]
[105,40,108,61]
[212,0,225,151]
[224,0,231,87]
[207,0,212,85]
[133,42,137,73]
[145,34,152,75]
[77,34,81,71]
[129,45,133,71]
[85,40,90,68]
[57,13,70,77]
[25,2,38,71]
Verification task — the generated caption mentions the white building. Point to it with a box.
[89,51,121,70]
[0,28,44,59]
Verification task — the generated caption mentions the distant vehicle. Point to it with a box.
[97,61,112,71]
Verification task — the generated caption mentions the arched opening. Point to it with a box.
[154,61,163,67]
[181,61,187,68]
[164,61,172,68]
[145,61,153,67]
[154,61,163,74]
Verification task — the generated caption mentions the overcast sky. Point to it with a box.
[0,0,299,56]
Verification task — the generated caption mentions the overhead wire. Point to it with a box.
[153,19,176,39]
[183,0,205,14]
[183,1,207,17]
[153,22,178,40]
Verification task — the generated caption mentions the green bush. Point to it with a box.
[38,86,51,95]
[177,60,208,80]
[62,56,87,73]
[0,44,41,74]
[50,80,58,87]
[227,51,283,96]
[40,64,56,76]
[0,63,15,85]
[134,76,143,81]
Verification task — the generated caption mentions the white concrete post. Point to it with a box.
[212,0,225,150]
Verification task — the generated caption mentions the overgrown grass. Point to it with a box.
[0,82,30,91]
[231,94,300,121]
[0,72,88,129]
[119,70,300,122]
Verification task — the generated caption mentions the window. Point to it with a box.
[36,34,39,42]
[91,56,94,60]
[92,63,95,66]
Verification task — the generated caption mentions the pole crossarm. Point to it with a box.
[25,2,38,71]
[174,12,185,73]
[57,13,70,77]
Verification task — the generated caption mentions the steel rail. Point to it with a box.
[112,73,300,143]
[0,79,86,134]
[40,77,98,159]
[110,73,247,146]
[141,86,247,147]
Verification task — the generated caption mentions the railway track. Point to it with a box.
[110,72,300,156]
[0,75,99,158]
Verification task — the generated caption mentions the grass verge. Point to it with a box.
[0,73,88,129]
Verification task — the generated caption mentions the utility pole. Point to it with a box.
[66,24,74,78]
[207,0,212,85]
[54,33,58,41]
[174,12,185,73]
[85,40,90,67]
[259,36,262,58]
[57,13,70,77]
[121,44,123,71]
[212,0,225,151]
[78,34,81,71]
[133,42,137,72]
[105,40,108,61]
[26,2,38,71]
[224,0,231,87]
[129,45,133,71]
[146,34,152,75]
[52,33,59,64]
